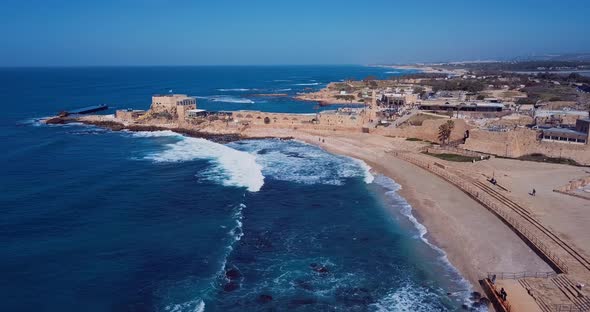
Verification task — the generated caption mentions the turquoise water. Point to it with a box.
[0,66,473,311]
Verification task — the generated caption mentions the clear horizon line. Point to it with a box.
[0,63,381,69]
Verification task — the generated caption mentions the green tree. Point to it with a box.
[438,120,455,145]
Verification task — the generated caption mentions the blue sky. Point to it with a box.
[1,0,589,66]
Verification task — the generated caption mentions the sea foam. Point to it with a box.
[371,284,447,312]
[135,131,264,192]
[373,174,473,307]
[165,299,205,312]
[293,82,321,86]
[217,88,254,92]
[228,139,373,185]
[195,95,254,104]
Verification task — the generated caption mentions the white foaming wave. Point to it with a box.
[139,134,264,192]
[165,203,246,312]
[385,71,401,74]
[165,299,205,312]
[19,117,46,127]
[371,284,445,312]
[195,95,254,104]
[351,158,375,184]
[228,139,372,186]
[274,88,292,92]
[217,88,254,92]
[293,82,321,86]
[130,130,182,138]
[373,175,473,305]
[217,203,245,281]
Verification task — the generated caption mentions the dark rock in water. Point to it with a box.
[461,303,470,310]
[284,152,304,158]
[225,268,241,280]
[223,281,239,292]
[312,266,329,274]
[470,291,481,300]
[479,297,490,306]
[257,148,270,155]
[310,263,318,268]
[257,294,273,304]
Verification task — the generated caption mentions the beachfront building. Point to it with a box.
[379,93,419,108]
[534,110,590,126]
[316,108,365,127]
[540,119,590,144]
[150,94,197,120]
[419,102,504,113]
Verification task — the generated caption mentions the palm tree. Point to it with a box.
[438,120,455,145]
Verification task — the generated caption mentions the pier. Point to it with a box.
[67,104,108,115]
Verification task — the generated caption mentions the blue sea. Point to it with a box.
[1,66,473,311]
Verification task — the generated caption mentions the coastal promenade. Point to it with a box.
[389,150,590,312]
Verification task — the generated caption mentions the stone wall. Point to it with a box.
[461,128,590,165]
[115,110,146,122]
[373,118,472,143]
[232,111,316,126]
[316,111,364,127]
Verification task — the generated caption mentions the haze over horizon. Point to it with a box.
[1,0,589,67]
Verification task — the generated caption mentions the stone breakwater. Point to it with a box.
[45,116,259,144]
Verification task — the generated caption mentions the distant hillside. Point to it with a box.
[511,53,590,62]
[437,60,590,73]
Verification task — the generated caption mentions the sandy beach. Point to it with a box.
[72,112,590,308]
[243,128,552,288]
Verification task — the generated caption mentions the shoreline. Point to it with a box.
[241,128,552,290]
[58,117,552,291]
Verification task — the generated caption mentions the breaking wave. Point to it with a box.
[133,131,264,192]
[217,88,255,92]
[373,175,473,306]
[195,95,254,104]
[130,130,180,138]
[228,139,373,186]
[371,284,447,312]
[293,82,321,86]
[165,299,205,312]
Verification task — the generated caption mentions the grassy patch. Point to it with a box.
[423,152,481,162]
[517,153,581,166]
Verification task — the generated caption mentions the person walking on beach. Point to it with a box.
[500,288,507,301]
[532,188,536,196]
